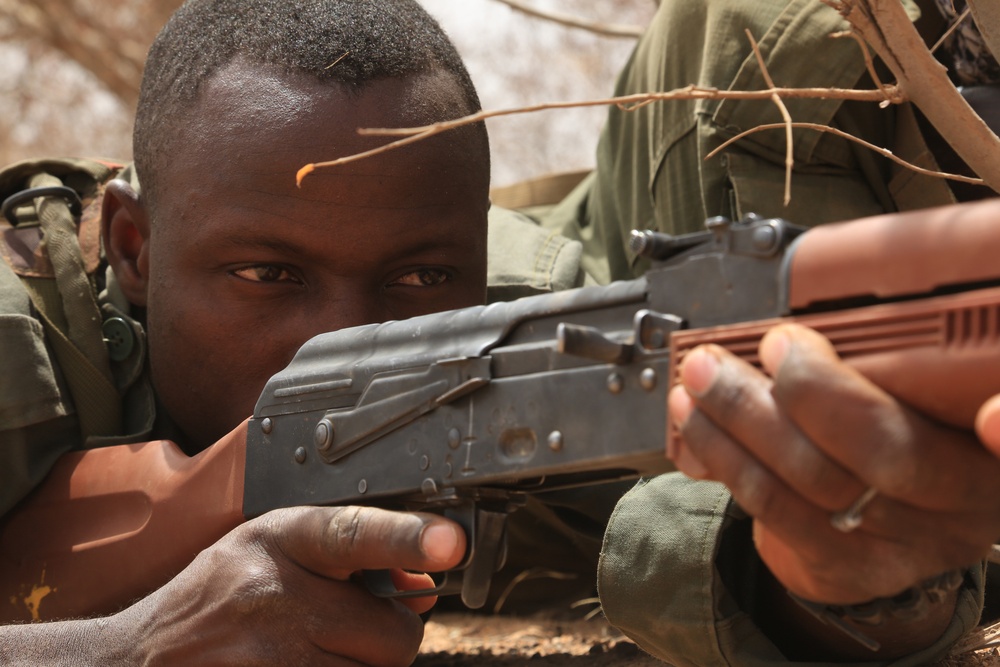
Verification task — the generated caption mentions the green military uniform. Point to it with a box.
[533,0,984,665]
[599,474,985,667]
[543,0,954,284]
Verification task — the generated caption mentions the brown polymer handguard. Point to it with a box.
[0,422,247,622]
[670,201,1000,435]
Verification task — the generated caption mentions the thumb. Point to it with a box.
[252,506,466,580]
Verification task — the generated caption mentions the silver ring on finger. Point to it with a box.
[831,487,877,533]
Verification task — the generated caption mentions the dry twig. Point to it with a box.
[706,122,985,186]
[490,567,578,614]
[295,84,897,186]
[951,620,1000,655]
[830,29,902,105]
[930,6,972,55]
[298,5,1000,198]
[744,29,796,205]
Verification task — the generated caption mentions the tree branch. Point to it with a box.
[706,122,985,186]
[745,29,796,205]
[296,85,898,185]
[823,0,1000,193]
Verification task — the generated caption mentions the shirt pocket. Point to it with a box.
[0,314,70,431]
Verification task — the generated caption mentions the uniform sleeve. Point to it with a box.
[598,473,985,667]
[486,205,589,302]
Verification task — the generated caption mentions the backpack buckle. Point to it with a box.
[2,186,83,225]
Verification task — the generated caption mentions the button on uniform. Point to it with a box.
[102,317,135,362]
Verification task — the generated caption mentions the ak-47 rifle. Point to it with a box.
[4,202,1000,620]
[241,205,1000,607]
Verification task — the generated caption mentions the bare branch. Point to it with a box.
[295,84,901,186]
[299,3,1000,200]
[0,0,182,107]
[930,5,971,55]
[745,29,795,205]
[823,0,1000,193]
[705,122,986,187]
[491,0,644,39]
[362,86,896,134]
[830,29,901,104]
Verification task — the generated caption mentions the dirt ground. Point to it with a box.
[417,610,663,666]
[417,611,1000,666]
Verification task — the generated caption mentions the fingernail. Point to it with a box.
[666,386,692,461]
[975,394,1000,454]
[666,387,709,478]
[421,522,460,563]
[680,347,719,397]
[759,329,791,375]
[668,386,693,430]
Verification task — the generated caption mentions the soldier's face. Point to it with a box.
[134,63,489,449]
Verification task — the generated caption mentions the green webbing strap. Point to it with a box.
[7,169,124,439]
[19,280,123,439]
[28,172,114,381]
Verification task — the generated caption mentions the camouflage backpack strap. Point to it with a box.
[0,157,126,440]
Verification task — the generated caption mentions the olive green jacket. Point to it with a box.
[544,0,954,285]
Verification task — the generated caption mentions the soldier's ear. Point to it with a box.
[102,179,150,308]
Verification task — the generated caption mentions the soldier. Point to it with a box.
[546,0,1000,664]
[0,0,485,662]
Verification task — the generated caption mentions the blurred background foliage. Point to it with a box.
[0,0,656,186]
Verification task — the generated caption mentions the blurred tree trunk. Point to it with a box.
[0,0,182,108]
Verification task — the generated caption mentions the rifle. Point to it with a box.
[241,203,1000,608]
[3,202,1000,620]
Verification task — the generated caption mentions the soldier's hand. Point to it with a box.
[117,506,465,666]
[667,323,1000,607]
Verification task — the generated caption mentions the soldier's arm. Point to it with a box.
[670,324,999,660]
[1,504,464,666]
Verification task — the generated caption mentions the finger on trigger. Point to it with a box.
[390,569,439,615]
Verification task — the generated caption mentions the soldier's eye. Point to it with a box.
[390,268,451,287]
[232,265,301,284]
